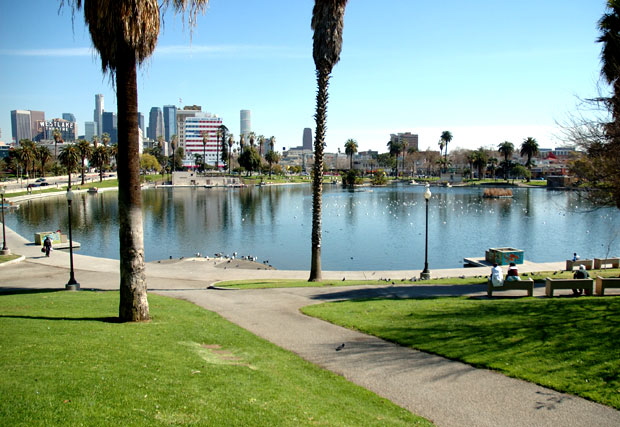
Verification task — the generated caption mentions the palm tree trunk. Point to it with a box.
[310,70,329,281]
[116,47,149,322]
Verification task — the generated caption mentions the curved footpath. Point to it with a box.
[1,226,619,427]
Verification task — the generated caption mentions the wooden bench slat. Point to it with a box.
[545,278,594,297]
[595,276,620,296]
[487,278,534,297]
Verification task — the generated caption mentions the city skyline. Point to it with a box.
[0,0,608,153]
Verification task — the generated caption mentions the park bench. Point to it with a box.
[545,278,594,297]
[593,257,620,269]
[565,259,594,271]
[487,278,534,297]
[595,276,620,296]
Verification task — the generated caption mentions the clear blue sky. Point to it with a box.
[0,0,607,153]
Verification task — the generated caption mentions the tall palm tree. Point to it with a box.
[63,0,209,322]
[92,135,100,148]
[76,139,92,185]
[37,145,52,177]
[258,135,266,157]
[228,134,234,174]
[265,150,280,178]
[344,138,358,169]
[91,145,110,182]
[101,132,110,147]
[440,131,452,172]
[58,144,80,188]
[520,137,539,182]
[201,130,208,173]
[309,0,349,282]
[52,129,63,160]
[387,139,402,177]
[498,141,515,181]
[19,139,37,179]
[218,125,228,168]
[599,0,620,123]
[215,129,221,171]
[472,147,489,180]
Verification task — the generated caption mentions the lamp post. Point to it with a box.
[65,189,80,290]
[0,186,9,255]
[420,183,432,280]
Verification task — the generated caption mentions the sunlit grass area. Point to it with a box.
[303,296,620,409]
[0,290,431,426]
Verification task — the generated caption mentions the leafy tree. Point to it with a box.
[342,169,360,187]
[498,141,515,180]
[511,164,530,181]
[91,145,110,182]
[58,144,80,188]
[265,150,281,178]
[238,146,261,176]
[140,153,161,172]
[344,138,358,169]
[62,0,209,321]
[520,137,539,182]
[371,169,387,185]
[376,152,396,170]
[75,139,92,185]
[309,0,349,281]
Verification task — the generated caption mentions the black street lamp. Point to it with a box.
[65,189,80,290]
[420,183,432,280]
[0,186,9,255]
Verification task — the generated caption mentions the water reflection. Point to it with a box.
[3,185,619,271]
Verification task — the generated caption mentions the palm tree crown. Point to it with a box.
[344,138,358,169]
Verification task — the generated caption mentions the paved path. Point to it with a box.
[1,226,619,427]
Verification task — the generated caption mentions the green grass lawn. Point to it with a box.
[0,290,431,426]
[303,296,620,409]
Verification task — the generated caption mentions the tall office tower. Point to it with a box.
[62,113,76,122]
[29,111,45,141]
[102,112,118,143]
[62,113,78,139]
[302,128,312,150]
[11,110,32,142]
[240,110,251,141]
[163,105,177,142]
[148,107,164,141]
[138,112,145,136]
[84,122,98,142]
[94,94,104,137]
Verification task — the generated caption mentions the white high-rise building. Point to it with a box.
[94,94,104,137]
[176,107,224,167]
[240,110,251,141]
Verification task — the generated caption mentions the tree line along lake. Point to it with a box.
[4,183,619,271]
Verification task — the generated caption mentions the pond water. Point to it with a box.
[4,184,620,270]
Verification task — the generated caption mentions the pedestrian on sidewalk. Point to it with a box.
[43,235,52,257]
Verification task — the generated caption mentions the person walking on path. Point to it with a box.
[43,235,52,257]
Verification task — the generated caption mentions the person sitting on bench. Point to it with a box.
[572,265,591,296]
[490,263,504,287]
[506,262,521,281]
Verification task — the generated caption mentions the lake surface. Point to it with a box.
[4,184,620,270]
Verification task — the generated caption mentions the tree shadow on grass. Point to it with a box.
[309,284,486,301]
[0,314,121,323]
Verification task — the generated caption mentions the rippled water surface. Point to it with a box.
[4,184,620,270]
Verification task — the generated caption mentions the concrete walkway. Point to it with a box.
[1,226,619,427]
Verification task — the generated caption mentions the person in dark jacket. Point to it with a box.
[43,235,52,257]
